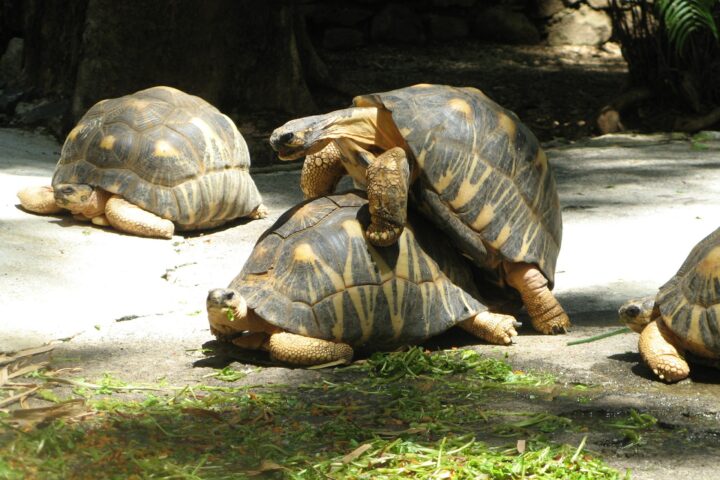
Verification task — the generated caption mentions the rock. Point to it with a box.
[0,37,23,86]
[547,6,612,46]
[370,4,426,44]
[425,14,470,41]
[323,27,366,50]
[15,99,70,137]
[0,86,24,113]
[474,6,541,44]
[587,0,611,9]
[536,0,565,18]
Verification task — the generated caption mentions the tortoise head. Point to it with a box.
[269,107,384,160]
[206,288,249,340]
[53,184,95,212]
[618,296,657,333]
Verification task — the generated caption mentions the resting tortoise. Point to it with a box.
[619,227,720,382]
[269,84,567,335]
[17,86,266,238]
[207,191,520,366]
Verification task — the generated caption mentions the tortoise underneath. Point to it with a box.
[17,86,265,238]
[207,191,520,366]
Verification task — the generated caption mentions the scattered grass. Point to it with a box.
[0,348,634,479]
[606,409,658,447]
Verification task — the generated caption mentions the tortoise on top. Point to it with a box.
[269,84,568,335]
[619,227,720,382]
[17,86,266,238]
[207,191,520,366]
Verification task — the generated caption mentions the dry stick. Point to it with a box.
[44,376,183,391]
[566,327,631,346]
[0,345,55,366]
[0,386,41,408]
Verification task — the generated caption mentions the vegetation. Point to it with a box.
[609,0,720,126]
[0,348,653,479]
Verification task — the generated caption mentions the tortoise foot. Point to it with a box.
[650,356,690,383]
[268,331,353,366]
[639,319,690,383]
[505,262,570,335]
[105,195,174,239]
[460,311,521,345]
[17,185,63,214]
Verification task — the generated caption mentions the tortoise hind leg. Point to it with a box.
[366,147,410,247]
[300,142,347,199]
[639,319,690,382]
[105,195,174,239]
[505,262,570,335]
[459,311,521,345]
[17,186,63,214]
[267,331,353,366]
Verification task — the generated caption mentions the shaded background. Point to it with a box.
[0,0,625,166]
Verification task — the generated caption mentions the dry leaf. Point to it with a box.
[517,439,526,454]
[0,366,8,387]
[9,399,87,428]
[342,443,373,464]
[9,362,49,379]
[245,459,284,476]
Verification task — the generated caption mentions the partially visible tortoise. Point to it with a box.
[207,191,520,366]
[17,86,266,238]
[269,84,567,335]
[619,227,720,382]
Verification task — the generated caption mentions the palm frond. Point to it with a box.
[656,0,719,53]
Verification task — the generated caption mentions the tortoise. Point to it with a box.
[619,226,720,382]
[269,83,568,335]
[17,86,266,238]
[206,190,520,366]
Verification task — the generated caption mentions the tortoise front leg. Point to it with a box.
[267,331,353,366]
[504,262,570,335]
[459,311,521,345]
[300,142,347,199]
[104,195,174,239]
[639,318,690,382]
[17,186,63,214]
[366,147,410,247]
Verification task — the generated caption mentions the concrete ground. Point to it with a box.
[2,128,720,478]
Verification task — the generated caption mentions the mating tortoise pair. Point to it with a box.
[17,86,266,238]
[208,84,570,365]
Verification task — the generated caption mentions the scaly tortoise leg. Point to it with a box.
[267,331,353,366]
[300,142,347,199]
[365,147,410,247]
[459,311,521,345]
[639,318,690,382]
[16,186,63,214]
[104,195,174,239]
[504,262,570,335]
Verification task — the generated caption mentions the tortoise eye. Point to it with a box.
[277,132,295,145]
[623,305,641,317]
